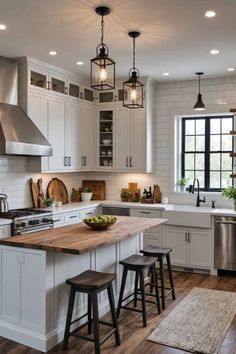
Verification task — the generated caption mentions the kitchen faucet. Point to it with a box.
[192,178,206,207]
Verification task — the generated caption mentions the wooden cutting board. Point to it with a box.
[82,180,105,200]
[30,178,39,208]
[47,178,68,204]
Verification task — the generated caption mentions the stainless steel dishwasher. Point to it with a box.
[102,206,130,216]
[215,216,236,271]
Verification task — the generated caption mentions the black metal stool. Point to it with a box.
[62,270,120,354]
[140,246,176,310]
[116,254,161,327]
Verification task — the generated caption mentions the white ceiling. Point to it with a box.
[1,0,236,82]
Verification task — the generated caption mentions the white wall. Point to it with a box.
[0,75,235,209]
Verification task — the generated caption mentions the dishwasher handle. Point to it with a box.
[216,220,236,225]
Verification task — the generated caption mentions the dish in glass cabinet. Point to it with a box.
[83,215,117,230]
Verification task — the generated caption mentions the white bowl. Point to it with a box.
[103,139,112,145]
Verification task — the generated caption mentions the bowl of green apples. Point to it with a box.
[83,215,117,230]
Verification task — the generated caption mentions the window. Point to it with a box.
[181,116,233,191]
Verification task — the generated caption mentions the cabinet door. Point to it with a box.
[28,91,49,171]
[82,104,95,169]
[67,102,81,171]
[188,230,212,268]
[115,107,130,169]
[130,109,146,170]
[0,225,11,239]
[143,234,161,248]
[49,98,67,171]
[162,226,188,265]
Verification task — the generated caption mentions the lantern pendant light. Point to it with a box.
[90,6,115,91]
[123,31,144,109]
[193,72,206,110]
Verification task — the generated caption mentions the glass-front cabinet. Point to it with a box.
[99,110,114,167]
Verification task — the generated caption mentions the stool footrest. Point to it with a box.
[70,311,88,326]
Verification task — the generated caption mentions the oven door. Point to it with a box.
[14,225,53,236]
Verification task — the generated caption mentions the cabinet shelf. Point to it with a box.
[100,120,113,123]
[100,131,112,133]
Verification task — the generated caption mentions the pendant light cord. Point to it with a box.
[198,74,200,94]
[133,37,136,69]
[101,15,104,47]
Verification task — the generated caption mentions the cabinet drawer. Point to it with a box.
[0,225,11,239]
[65,212,80,224]
[53,214,65,227]
[80,208,98,219]
[130,208,162,218]
[143,234,161,248]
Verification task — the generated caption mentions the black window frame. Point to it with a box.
[181,115,233,192]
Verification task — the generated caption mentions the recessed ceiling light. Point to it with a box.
[76,61,84,66]
[210,49,219,55]
[0,24,7,30]
[49,51,57,56]
[205,10,216,18]
[162,72,170,76]
[227,67,235,72]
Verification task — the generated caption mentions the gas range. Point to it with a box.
[0,208,53,235]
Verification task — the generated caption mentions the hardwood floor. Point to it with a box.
[0,271,236,354]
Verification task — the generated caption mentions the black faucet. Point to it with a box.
[192,178,206,207]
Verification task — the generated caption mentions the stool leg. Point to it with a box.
[151,264,161,314]
[92,291,100,354]
[107,282,121,346]
[62,287,76,350]
[159,257,165,310]
[88,293,92,334]
[166,254,176,300]
[133,271,139,307]
[140,269,147,327]
[116,267,128,319]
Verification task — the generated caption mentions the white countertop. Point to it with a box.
[45,200,236,217]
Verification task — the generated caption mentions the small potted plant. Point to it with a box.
[120,189,132,202]
[176,177,189,192]
[81,188,92,202]
[222,186,236,211]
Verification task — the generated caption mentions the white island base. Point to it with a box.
[0,233,143,352]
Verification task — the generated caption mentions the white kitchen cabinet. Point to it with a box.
[64,211,80,225]
[115,107,130,169]
[0,225,11,239]
[52,214,66,228]
[67,101,81,171]
[79,103,95,170]
[143,233,162,248]
[162,225,212,269]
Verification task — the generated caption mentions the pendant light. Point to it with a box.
[90,6,115,91]
[123,31,144,109]
[193,72,206,110]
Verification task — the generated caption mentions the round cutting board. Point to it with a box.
[47,178,68,204]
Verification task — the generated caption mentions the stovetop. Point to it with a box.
[0,208,51,220]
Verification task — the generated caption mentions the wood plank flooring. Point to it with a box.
[0,271,236,354]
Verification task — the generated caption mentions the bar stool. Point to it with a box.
[116,254,161,327]
[140,246,176,310]
[62,270,120,354]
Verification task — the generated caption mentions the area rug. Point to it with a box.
[148,287,236,354]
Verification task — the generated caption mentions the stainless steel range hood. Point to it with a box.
[0,56,52,156]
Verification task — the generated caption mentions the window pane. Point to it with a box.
[210,119,221,134]
[185,120,195,135]
[222,135,232,151]
[185,153,194,170]
[196,120,205,135]
[210,135,221,151]
[195,153,204,170]
[210,153,220,170]
[221,171,231,189]
[185,170,194,183]
[222,153,232,170]
[195,171,204,188]
[185,136,195,151]
[210,171,221,188]
[222,118,232,134]
[196,136,205,151]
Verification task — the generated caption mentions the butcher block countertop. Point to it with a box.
[0,216,167,255]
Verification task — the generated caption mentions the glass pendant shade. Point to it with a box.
[123,31,144,109]
[193,72,206,111]
[90,6,115,91]
[123,70,144,108]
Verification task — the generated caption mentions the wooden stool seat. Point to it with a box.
[66,270,116,290]
[117,254,161,327]
[140,246,172,256]
[62,270,120,354]
[120,254,157,268]
[140,246,175,310]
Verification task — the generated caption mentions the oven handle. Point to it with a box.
[216,221,236,225]
[15,225,53,235]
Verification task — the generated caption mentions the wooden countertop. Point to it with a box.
[0,216,167,255]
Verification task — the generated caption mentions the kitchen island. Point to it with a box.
[0,216,166,352]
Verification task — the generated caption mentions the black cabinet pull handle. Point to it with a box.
[69,215,78,219]
[188,232,191,243]
[130,156,132,167]
[53,219,61,223]
[126,157,129,167]
[185,232,188,242]
[140,211,151,214]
